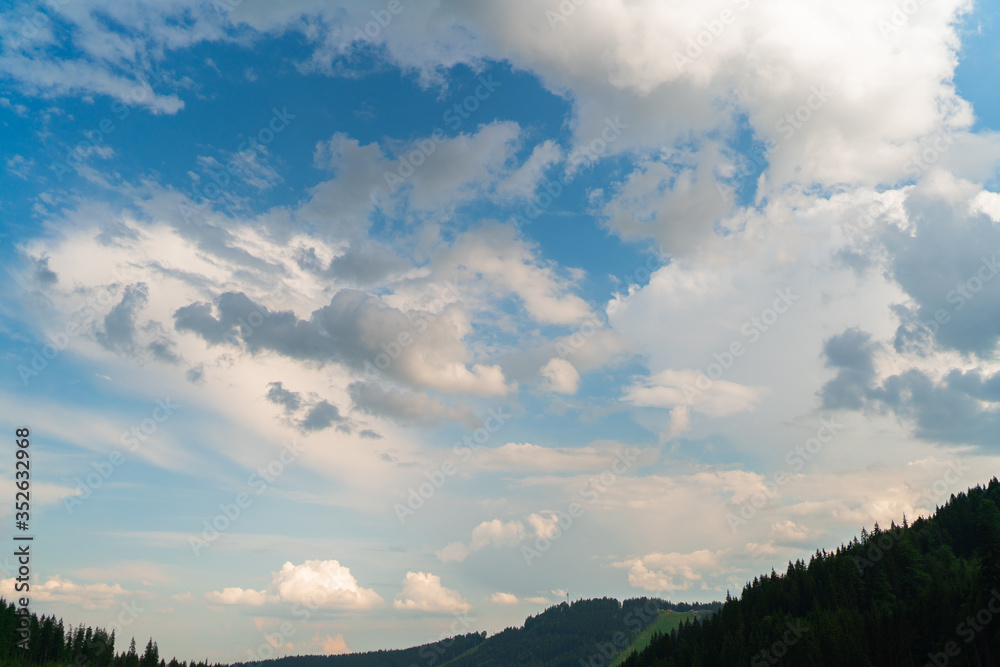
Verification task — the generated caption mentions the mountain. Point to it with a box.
[621,477,1000,666]
[233,598,720,667]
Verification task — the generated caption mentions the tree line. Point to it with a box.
[0,603,219,667]
[621,477,1000,666]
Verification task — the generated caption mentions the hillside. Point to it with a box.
[611,610,711,667]
[622,477,1000,666]
[234,598,720,667]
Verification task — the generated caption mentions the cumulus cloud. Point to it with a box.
[299,400,343,432]
[266,381,302,413]
[437,519,526,562]
[327,241,410,286]
[527,512,561,540]
[207,560,382,610]
[437,224,593,327]
[393,572,471,614]
[540,357,580,394]
[770,519,823,545]
[882,187,1000,358]
[271,560,383,610]
[315,633,350,655]
[174,290,512,396]
[0,575,132,610]
[97,283,148,353]
[622,369,766,417]
[204,587,271,606]
[489,592,519,605]
[348,382,476,427]
[611,549,724,592]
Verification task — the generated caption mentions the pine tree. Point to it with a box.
[140,638,159,667]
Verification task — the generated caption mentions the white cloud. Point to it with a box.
[623,369,766,417]
[471,518,526,550]
[540,357,580,394]
[664,406,692,440]
[393,572,471,614]
[437,224,593,326]
[489,592,519,605]
[271,560,384,610]
[205,587,270,606]
[313,633,350,655]
[611,549,725,592]
[435,542,470,564]
[204,560,382,610]
[472,442,654,474]
[527,512,561,540]
[0,575,132,610]
[437,519,526,562]
[770,519,823,545]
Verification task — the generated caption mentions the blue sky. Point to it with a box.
[2,0,1000,661]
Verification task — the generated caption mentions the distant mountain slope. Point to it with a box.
[435,598,719,667]
[234,598,720,667]
[233,633,486,667]
[622,477,1000,667]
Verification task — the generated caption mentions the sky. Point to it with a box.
[1,0,1000,661]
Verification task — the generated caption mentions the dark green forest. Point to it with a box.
[0,610,217,667]
[3,477,999,666]
[228,598,714,667]
[622,477,1000,667]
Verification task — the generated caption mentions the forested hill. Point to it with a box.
[235,598,719,667]
[623,477,1000,666]
[0,596,717,667]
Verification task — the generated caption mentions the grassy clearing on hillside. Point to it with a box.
[612,610,707,667]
